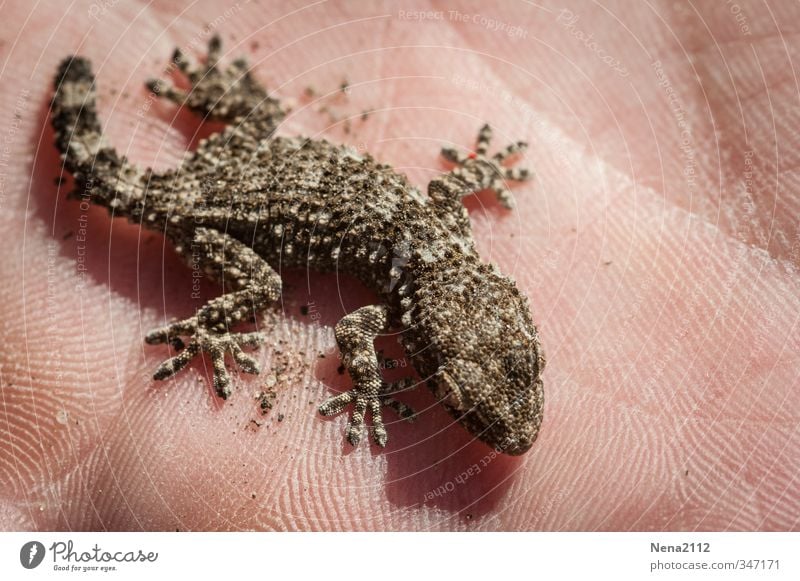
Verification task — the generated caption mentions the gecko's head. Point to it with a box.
[419,264,545,455]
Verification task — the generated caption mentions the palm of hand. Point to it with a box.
[0,1,796,530]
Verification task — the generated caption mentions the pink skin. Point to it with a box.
[0,0,798,531]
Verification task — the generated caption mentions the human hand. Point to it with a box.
[1,0,796,530]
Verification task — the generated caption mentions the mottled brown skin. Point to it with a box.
[50,36,544,455]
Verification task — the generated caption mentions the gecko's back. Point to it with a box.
[167,133,456,293]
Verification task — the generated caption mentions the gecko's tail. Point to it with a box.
[51,56,109,173]
[51,56,135,207]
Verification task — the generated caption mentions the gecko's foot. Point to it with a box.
[440,124,533,209]
[319,379,416,447]
[146,35,271,122]
[146,316,265,399]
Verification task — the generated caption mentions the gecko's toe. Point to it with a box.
[369,399,388,447]
[171,47,191,75]
[153,358,182,381]
[213,374,232,399]
[372,425,388,447]
[503,166,532,181]
[153,341,200,380]
[345,422,364,446]
[441,146,467,165]
[209,348,232,398]
[319,391,353,416]
[145,327,169,345]
[145,78,161,94]
[230,345,261,375]
[229,331,266,348]
[145,317,198,345]
[491,184,515,210]
[492,140,528,163]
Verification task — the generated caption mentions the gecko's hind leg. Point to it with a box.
[318,305,416,447]
[146,227,282,398]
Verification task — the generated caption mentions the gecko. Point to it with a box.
[50,36,545,455]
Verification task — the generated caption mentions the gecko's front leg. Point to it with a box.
[319,305,416,447]
[146,227,282,398]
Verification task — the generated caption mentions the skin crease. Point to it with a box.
[0,0,799,531]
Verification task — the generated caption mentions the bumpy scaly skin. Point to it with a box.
[51,36,545,455]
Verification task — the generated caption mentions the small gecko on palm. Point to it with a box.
[50,36,545,454]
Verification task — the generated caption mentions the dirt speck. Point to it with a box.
[256,389,276,413]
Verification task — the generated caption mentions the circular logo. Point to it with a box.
[20,541,45,569]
